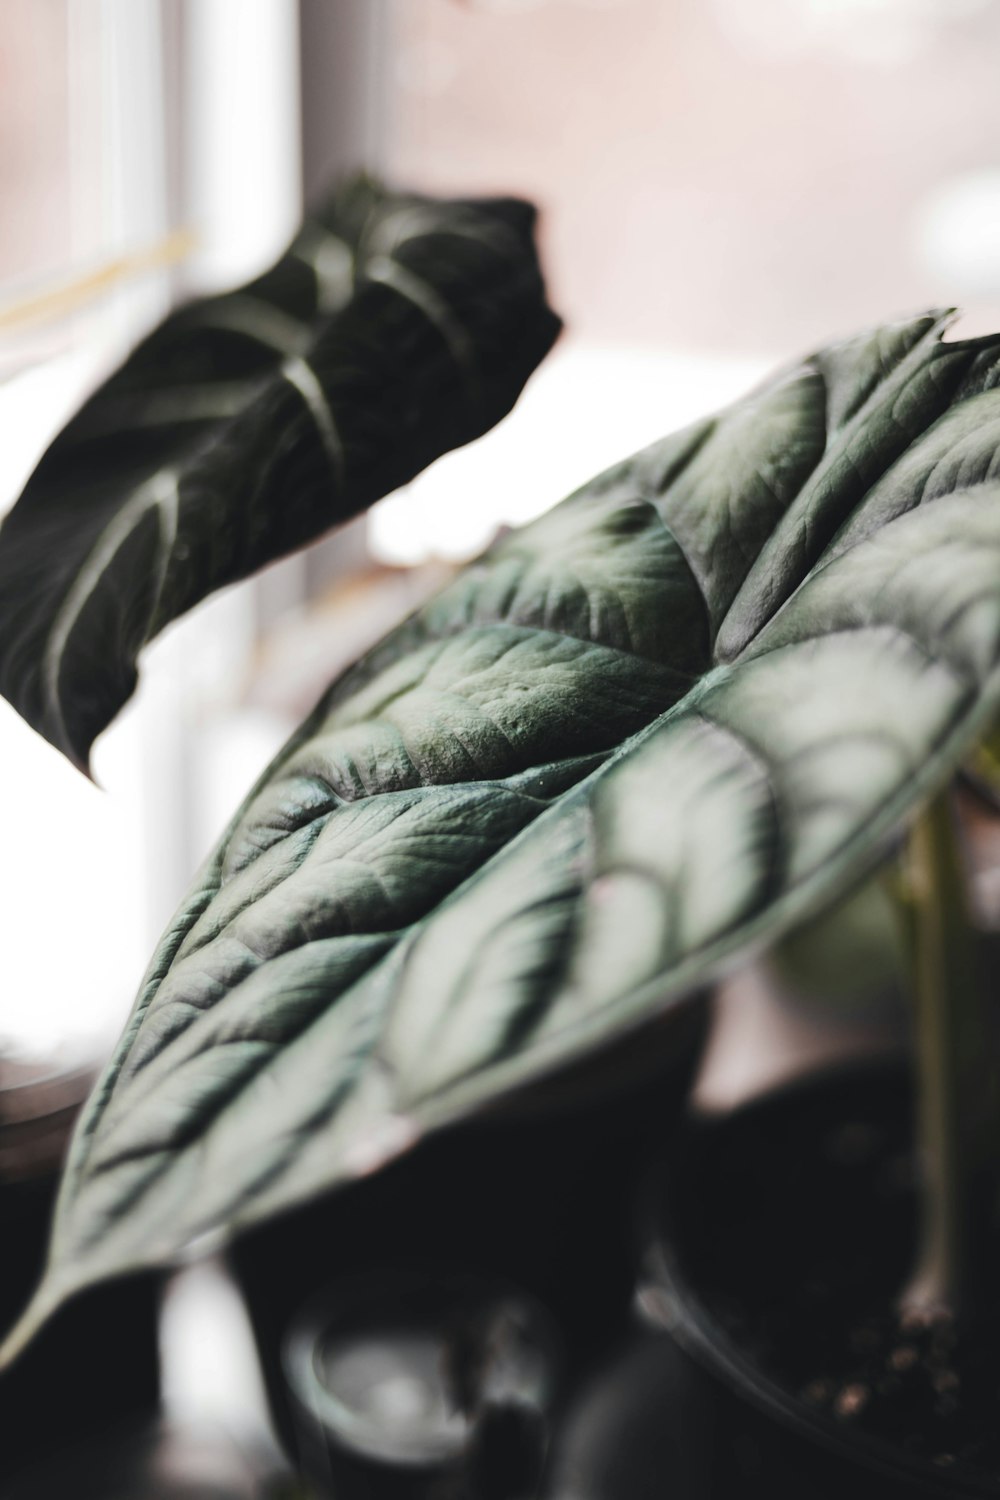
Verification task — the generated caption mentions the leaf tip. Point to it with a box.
[50,723,96,782]
[61,728,99,783]
[74,753,98,785]
[0,1281,64,1372]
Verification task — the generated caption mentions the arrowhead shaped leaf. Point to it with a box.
[0,176,560,772]
[9,309,1000,1362]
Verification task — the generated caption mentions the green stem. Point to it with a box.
[896,788,997,1323]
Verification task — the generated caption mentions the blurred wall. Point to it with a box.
[390,0,1000,355]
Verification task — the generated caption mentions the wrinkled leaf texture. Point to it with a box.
[8,309,1000,1363]
[0,176,561,772]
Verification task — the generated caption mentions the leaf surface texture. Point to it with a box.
[9,310,1000,1357]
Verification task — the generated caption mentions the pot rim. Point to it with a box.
[636,1061,999,1499]
[282,1265,559,1471]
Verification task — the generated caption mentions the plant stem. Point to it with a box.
[897,788,998,1323]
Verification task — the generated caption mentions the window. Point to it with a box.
[5,0,1000,1066]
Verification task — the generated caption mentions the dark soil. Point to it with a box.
[673,1066,1000,1488]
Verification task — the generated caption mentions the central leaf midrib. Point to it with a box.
[112,704,710,1105]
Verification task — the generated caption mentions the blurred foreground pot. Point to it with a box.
[283,1270,558,1498]
[639,1062,998,1499]
[232,1004,708,1484]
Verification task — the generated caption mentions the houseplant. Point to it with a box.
[0,173,561,774]
[4,215,1000,1488]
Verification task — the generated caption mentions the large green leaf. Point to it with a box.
[8,309,1000,1363]
[0,176,560,773]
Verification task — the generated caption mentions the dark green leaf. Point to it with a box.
[8,310,1000,1361]
[0,176,560,772]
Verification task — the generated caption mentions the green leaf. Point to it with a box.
[0,176,560,773]
[9,309,1000,1362]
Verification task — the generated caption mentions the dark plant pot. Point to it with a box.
[232,1001,708,1476]
[282,1269,559,1498]
[540,1322,719,1500]
[638,1061,999,1498]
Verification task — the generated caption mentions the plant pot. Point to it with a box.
[638,1061,1000,1498]
[540,1322,718,1500]
[232,1001,709,1468]
[282,1269,559,1498]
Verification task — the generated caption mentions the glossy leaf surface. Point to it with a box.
[9,310,1000,1360]
[0,177,560,771]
